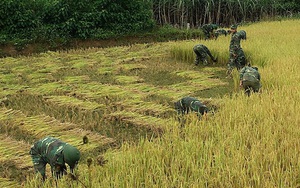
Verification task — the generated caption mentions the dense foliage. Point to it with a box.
[0,0,299,43]
[0,0,155,42]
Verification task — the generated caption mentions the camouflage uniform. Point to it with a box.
[201,24,218,40]
[228,27,247,72]
[193,44,216,66]
[239,30,247,40]
[30,137,80,180]
[174,97,209,116]
[214,29,229,39]
[239,66,261,96]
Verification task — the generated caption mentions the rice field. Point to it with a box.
[0,19,299,187]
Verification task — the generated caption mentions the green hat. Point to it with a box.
[63,144,80,168]
[230,24,238,30]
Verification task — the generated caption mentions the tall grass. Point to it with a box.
[170,39,229,66]
[21,19,300,187]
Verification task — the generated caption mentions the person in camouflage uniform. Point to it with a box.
[238,30,247,40]
[174,97,209,116]
[239,65,261,96]
[30,136,80,180]
[200,24,219,40]
[227,25,247,74]
[193,44,217,66]
[214,29,229,39]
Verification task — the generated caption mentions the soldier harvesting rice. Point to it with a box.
[29,136,80,180]
[193,44,217,66]
[174,97,209,117]
[239,65,261,96]
[214,29,229,39]
[200,23,219,40]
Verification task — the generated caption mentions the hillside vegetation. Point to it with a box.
[0,19,299,187]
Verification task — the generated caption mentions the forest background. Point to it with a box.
[0,0,300,56]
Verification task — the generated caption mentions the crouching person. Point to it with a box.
[214,29,229,39]
[175,97,209,118]
[30,136,80,180]
[239,65,261,96]
[193,44,217,66]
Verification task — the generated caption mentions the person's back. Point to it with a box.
[239,66,261,95]
[33,137,66,164]
[30,136,80,180]
[175,97,208,115]
[211,24,219,30]
[201,24,211,31]
[193,44,217,66]
[201,24,218,39]
[238,30,247,40]
[193,44,208,56]
[214,29,228,39]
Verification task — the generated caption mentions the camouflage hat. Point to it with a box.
[252,67,258,71]
[230,24,238,30]
[63,144,80,168]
